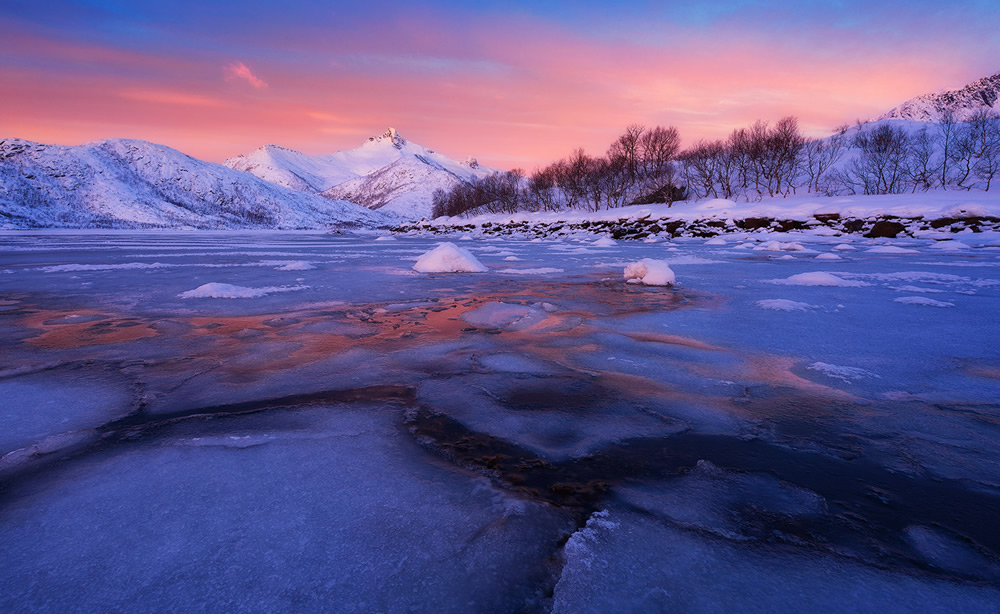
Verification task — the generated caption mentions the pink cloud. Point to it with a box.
[224,61,268,89]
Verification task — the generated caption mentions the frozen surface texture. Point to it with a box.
[1,229,999,612]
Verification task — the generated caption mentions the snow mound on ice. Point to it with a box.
[374,235,397,241]
[274,261,315,271]
[756,299,817,312]
[814,253,842,260]
[770,272,867,287]
[894,296,956,307]
[928,241,971,251]
[593,237,617,247]
[178,283,308,299]
[867,245,919,254]
[412,242,487,273]
[623,259,675,286]
[755,240,805,252]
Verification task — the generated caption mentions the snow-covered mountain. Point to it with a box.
[0,138,391,229]
[877,71,1000,122]
[225,128,495,219]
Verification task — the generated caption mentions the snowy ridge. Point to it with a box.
[877,72,1000,122]
[0,138,392,229]
[225,128,495,219]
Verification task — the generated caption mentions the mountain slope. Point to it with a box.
[0,138,391,229]
[225,128,494,219]
[877,72,1000,122]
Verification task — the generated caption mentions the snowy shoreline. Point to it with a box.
[393,192,1000,241]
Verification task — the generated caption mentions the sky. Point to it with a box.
[2,0,998,169]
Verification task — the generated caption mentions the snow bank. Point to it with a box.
[412,242,487,273]
[623,259,675,286]
[178,283,308,299]
[771,272,868,287]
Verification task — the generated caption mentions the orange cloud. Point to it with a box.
[117,88,228,107]
[0,11,990,171]
[224,61,268,89]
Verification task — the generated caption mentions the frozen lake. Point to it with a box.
[2,230,1000,612]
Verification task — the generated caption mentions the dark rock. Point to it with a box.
[739,217,772,230]
[866,220,906,238]
[843,219,866,233]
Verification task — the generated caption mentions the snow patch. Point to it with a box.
[894,296,956,308]
[756,299,818,312]
[867,246,919,254]
[623,259,675,286]
[178,283,308,299]
[770,272,868,287]
[412,242,487,273]
[807,362,880,382]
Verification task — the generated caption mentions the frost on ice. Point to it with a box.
[756,299,817,311]
[894,296,956,307]
[411,242,488,273]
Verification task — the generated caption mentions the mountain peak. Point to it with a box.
[877,71,1000,122]
[366,127,406,149]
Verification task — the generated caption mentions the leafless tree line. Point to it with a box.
[431,124,683,218]
[683,110,1000,200]
[431,110,1000,218]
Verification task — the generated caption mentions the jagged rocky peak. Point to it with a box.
[367,127,406,149]
[878,71,1000,122]
[463,156,480,169]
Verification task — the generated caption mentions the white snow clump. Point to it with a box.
[412,242,488,273]
[771,272,867,287]
[178,283,308,299]
[623,259,675,286]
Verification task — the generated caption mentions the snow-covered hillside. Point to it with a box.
[877,71,1000,122]
[225,128,495,219]
[0,138,391,229]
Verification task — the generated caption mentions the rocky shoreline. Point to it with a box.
[392,213,1000,240]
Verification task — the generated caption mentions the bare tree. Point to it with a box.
[803,125,848,194]
[906,126,940,192]
[937,111,959,188]
[969,108,1000,191]
[847,123,910,194]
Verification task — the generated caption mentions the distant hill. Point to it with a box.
[0,138,390,229]
[225,128,495,219]
[877,72,1000,122]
